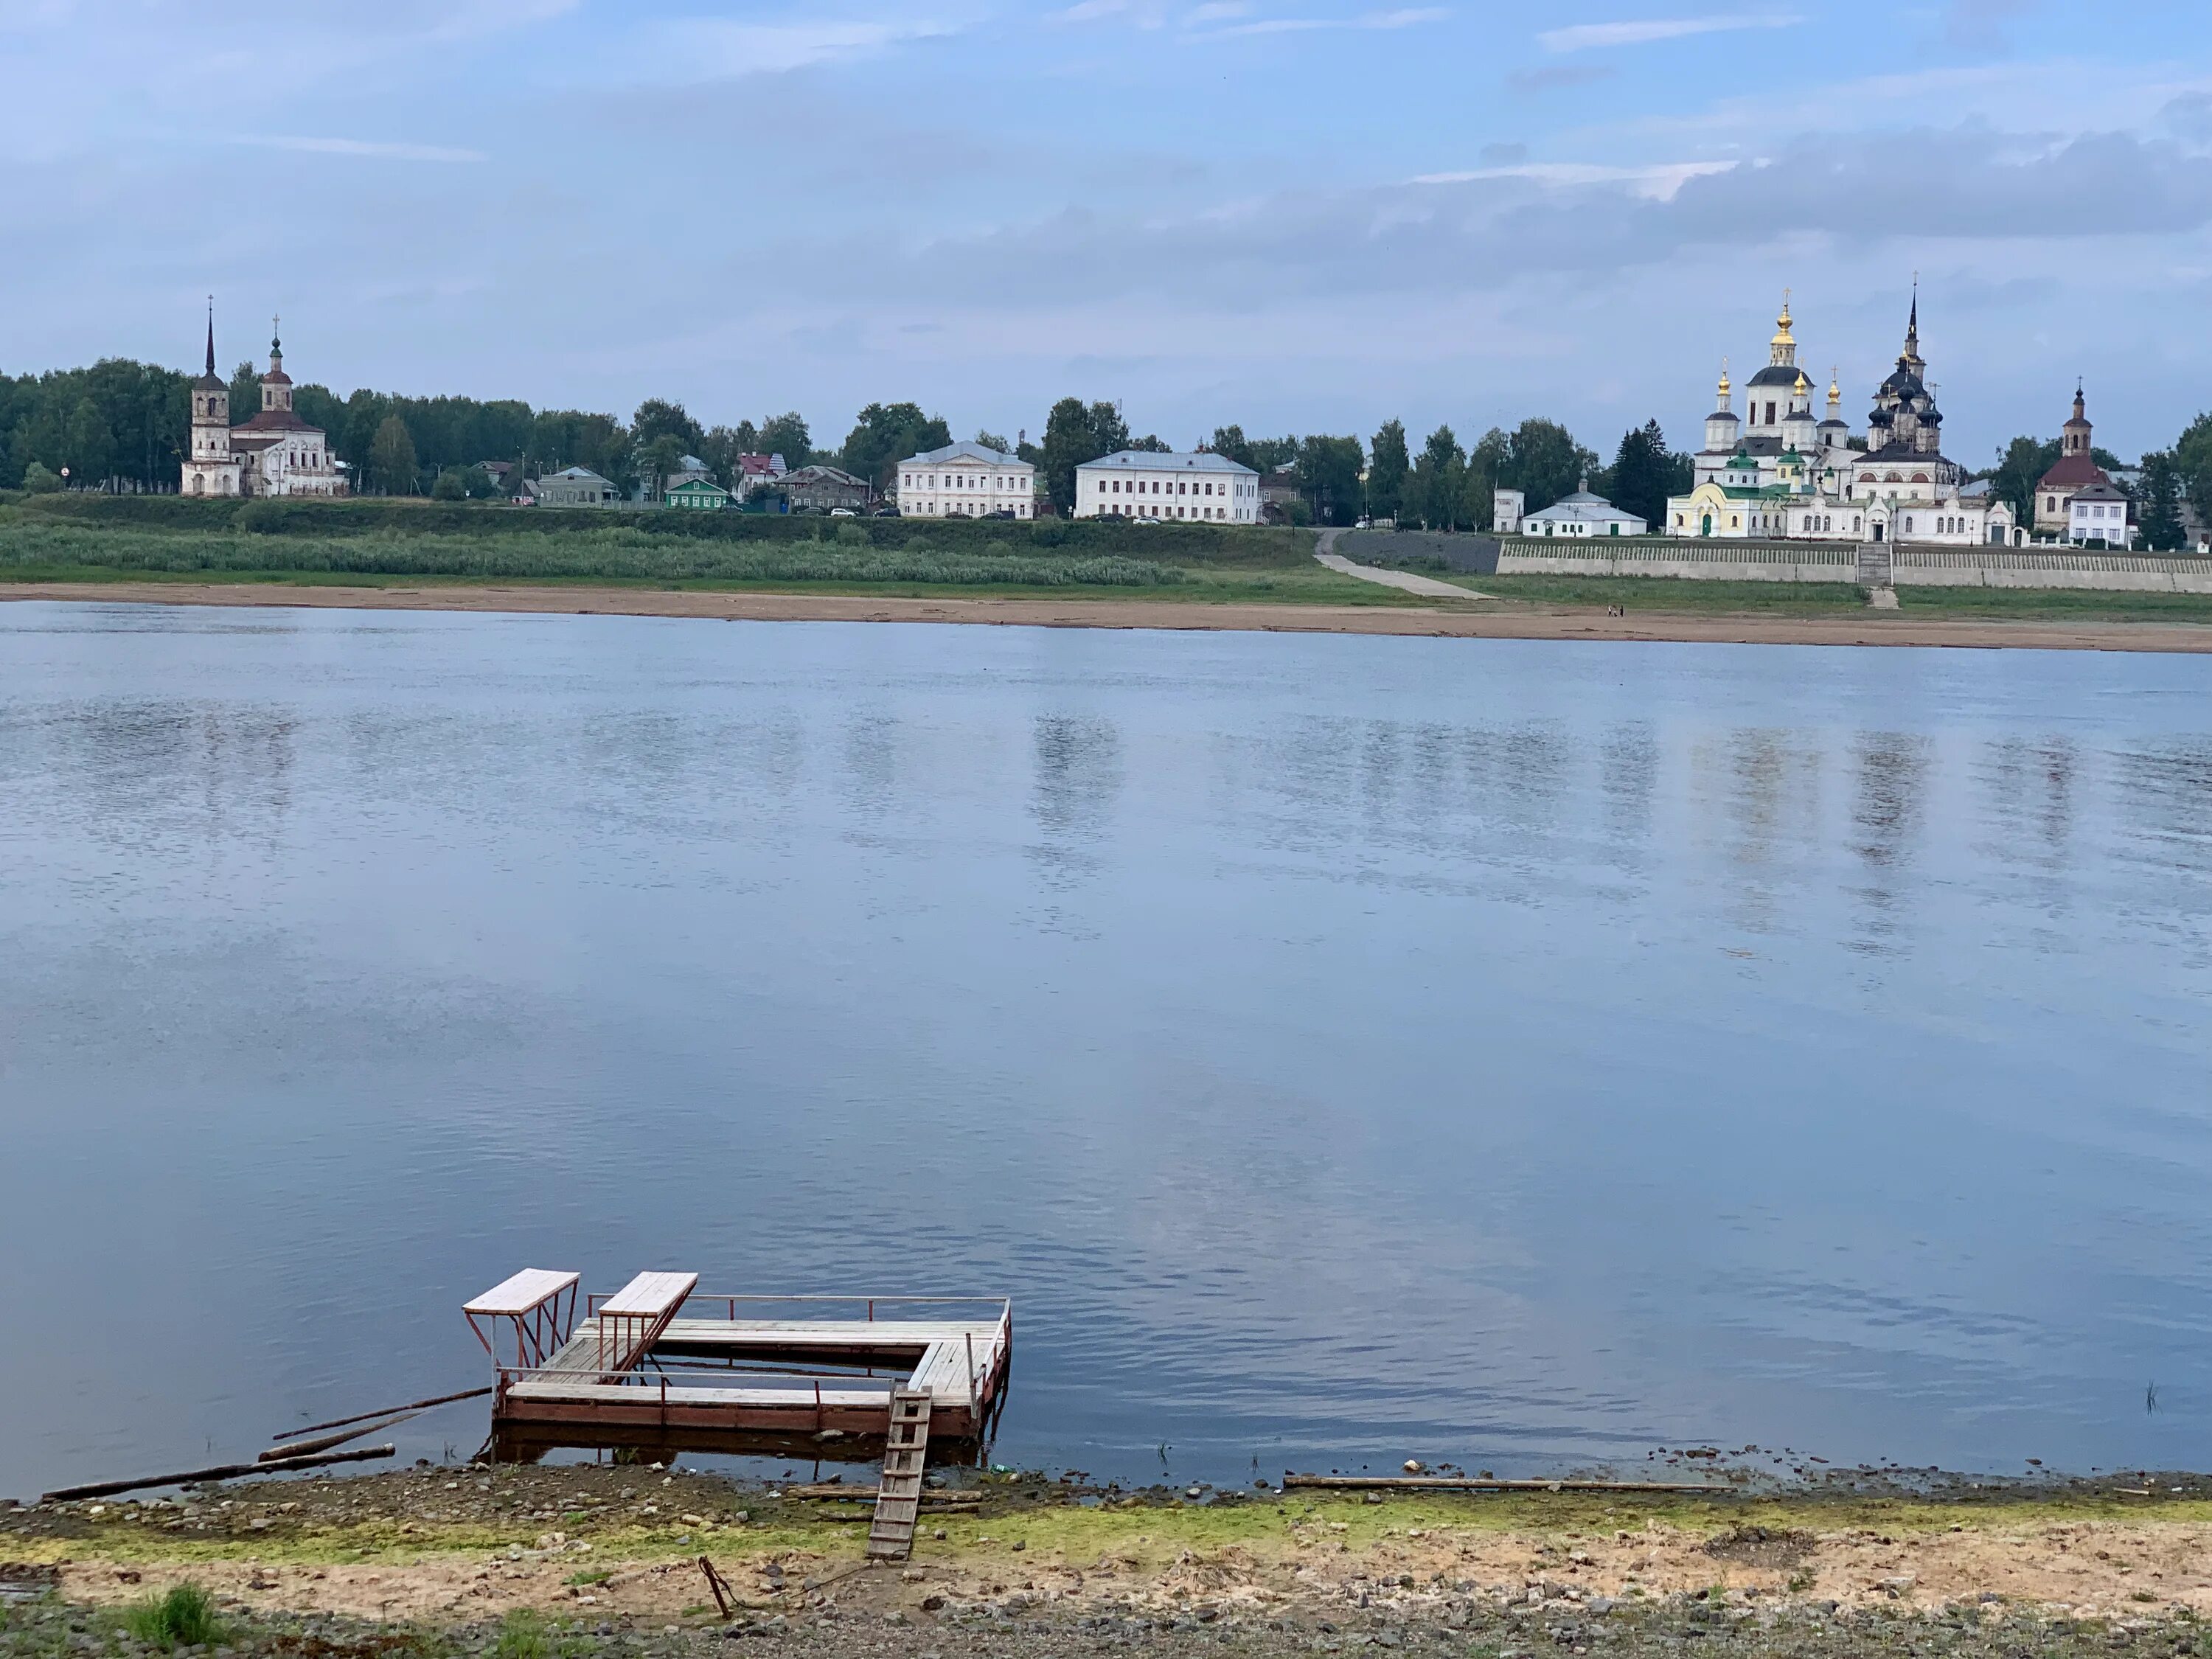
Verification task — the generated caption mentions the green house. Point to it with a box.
[664,479,731,510]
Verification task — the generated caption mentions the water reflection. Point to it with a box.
[1,605,2210,1497]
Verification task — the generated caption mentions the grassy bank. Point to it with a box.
[7,1467,2212,1659]
[1450,571,2212,622]
[0,497,1405,606]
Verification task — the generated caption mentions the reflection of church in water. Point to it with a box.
[1665,291,2017,546]
[181,309,345,498]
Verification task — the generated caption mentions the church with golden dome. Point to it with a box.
[1664,291,2017,547]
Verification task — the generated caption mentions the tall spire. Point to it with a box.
[205,297,216,378]
[1903,275,1923,372]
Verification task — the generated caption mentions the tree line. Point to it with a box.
[7,355,2208,546]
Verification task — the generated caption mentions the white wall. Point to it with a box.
[897,459,1034,519]
[1076,460,1257,522]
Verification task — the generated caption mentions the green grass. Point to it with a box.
[1451,572,2212,623]
[1453,574,1873,614]
[121,1583,220,1648]
[494,1608,547,1659]
[1890,585,2212,622]
[0,502,1423,606]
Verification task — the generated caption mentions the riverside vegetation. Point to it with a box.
[6,1464,2212,1659]
[0,495,1396,605]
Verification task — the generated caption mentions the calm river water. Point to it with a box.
[3,599,2211,1498]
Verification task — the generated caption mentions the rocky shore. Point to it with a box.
[5,1466,2209,1659]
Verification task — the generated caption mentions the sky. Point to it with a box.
[7,0,2212,464]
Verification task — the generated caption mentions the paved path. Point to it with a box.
[1314,528,1489,600]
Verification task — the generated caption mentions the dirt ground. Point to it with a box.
[7,580,2212,653]
[11,1466,2212,1631]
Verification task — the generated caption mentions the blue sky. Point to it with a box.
[7,0,2212,463]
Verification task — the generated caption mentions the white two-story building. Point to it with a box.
[897,441,1034,518]
[1075,450,1259,521]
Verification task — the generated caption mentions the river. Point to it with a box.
[2,599,2209,1497]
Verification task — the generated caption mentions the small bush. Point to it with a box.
[1029,519,1068,547]
[495,1607,548,1659]
[122,1584,220,1648]
[21,462,62,495]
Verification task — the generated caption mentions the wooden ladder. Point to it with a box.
[865,1388,933,1562]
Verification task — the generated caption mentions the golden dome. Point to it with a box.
[1770,289,1794,349]
[1827,369,1841,407]
[1793,369,1809,396]
[1717,358,1731,397]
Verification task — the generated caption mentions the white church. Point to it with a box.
[1664,293,2016,546]
[181,311,345,498]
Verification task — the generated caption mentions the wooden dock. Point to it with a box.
[467,1275,1012,1454]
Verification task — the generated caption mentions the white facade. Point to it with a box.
[1522,487,1645,538]
[2067,484,2135,547]
[1667,291,2016,547]
[183,315,343,498]
[1075,450,1259,521]
[1492,489,1525,533]
[897,441,1034,519]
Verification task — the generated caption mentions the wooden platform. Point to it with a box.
[472,1281,1011,1450]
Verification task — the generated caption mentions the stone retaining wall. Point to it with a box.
[1497,540,2212,592]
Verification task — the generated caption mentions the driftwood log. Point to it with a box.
[41,1444,396,1503]
[272,1386,492,1441]
[259,1411,420,1462]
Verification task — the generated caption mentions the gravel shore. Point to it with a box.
[7,1465,2211,1659]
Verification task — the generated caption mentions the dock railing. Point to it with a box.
[492,1293,1012,1395]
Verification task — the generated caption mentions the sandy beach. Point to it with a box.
[7,580,2212,653]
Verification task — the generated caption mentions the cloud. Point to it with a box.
[1506,63,1617,93]
[1538,13,1801,52]
[636,16,964,78]
[226,136,487,163]
[2163,91,2212,147]
[1195,6,1447,36]
[1412,159,1731,199]
[1943,0,2034,51]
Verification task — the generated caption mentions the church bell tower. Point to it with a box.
[181,301,242,497]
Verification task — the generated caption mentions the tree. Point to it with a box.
[1500,418,1598,513]
[2138,451,2186,550]
[975,428,1012,453]
[431,467,469,501]
[20,459,61,493]
[632,398,705,455]
[1464,428,1510,529]
[1248,435,1300,473]
[1606,420,1687,528]
[1402,425,1463,530]
[1296,434,1366,526]
[368,414,419,495]
[639,434,689,502]
[1038,397,1130,514]
[63,395,116,489]
[1208,425,1256,470]
[228,361,260,426]
[840,403,949,490]
[759,411,813,468]
[2173,411,2212,531]
[1367,420,1409,524]
[1989,435,2060,526]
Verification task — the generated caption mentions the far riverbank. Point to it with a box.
[9,580,2212,653]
